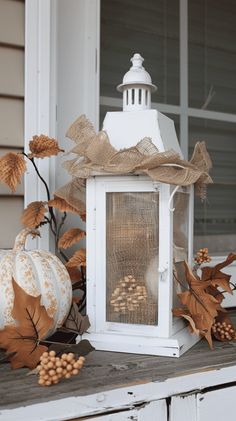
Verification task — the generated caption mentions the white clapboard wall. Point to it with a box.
[0,0,25,249]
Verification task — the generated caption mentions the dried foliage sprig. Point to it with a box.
[0,134,86,313]
[173,251,236,348]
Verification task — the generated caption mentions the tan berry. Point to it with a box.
[48,369,56,377]
[45,380,52,386]
[38,378,45,386]
[72,369,79,376]
[66,364,73,372]
[56,367,63,374]
[65,373,71,379]
[61,353,68,360]
[49,350,56,357]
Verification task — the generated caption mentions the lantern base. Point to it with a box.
[81,327,200,358]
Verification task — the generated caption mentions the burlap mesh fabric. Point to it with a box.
[55,178,86,215]
[106,192,158,325]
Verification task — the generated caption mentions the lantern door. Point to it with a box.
[171,185,194,335]
[86,176,172,338]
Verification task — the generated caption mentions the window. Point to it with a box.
[100,0,236,255]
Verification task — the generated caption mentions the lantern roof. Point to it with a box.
[103,53,182,156]
[117,53,157,93]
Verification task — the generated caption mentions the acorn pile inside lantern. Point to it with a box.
[83,54,199,357]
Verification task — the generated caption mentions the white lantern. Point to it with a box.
[83,54,199,357]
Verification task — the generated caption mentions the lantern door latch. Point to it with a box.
[158,265,168,281]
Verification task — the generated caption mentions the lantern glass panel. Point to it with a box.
[106,191,159,325]
[173,191,189,307]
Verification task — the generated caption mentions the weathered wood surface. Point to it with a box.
[1,316,236,411]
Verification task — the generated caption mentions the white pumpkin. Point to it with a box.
[0,229,72,335]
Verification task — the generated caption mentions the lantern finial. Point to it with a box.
[117,53,157,111]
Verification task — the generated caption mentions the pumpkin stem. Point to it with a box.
[13,229,40,252]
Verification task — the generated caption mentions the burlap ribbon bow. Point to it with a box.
[55,115,213,212]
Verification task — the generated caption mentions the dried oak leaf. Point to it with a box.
[0,279,54,369]
[28,135,64,158]
[201,253,236,302]
[0,152,26,192]
[49,340,94,358]
[174,261,223,348]
[21,201,48,229]
[58,228,86,249]
[48,196,81,215]
[66,249,86,268]
[63,302,90,334]
[172,308,201,336]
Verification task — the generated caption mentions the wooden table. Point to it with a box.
[1,327,236,420]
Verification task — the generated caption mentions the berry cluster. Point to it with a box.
[195,248,211,265]
[212,320,235,341]
[37,350,85,386]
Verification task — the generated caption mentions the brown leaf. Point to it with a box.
[201,253,236,298]
[175,261,223,348]
[21,201,48,229]
[66,266,82,283]
[0,279,54,369]
[48,196,82,215]
[63,303,90,334]
[80,212,86,222]
[173,308,200,336]
[58,228,86,249]
[49,339,94,358]
[28,135,64,158]
[66,249,86,268]
[0,152,26,192]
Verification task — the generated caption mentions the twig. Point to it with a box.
[58,249,69,263]
[56,212,67,248]
[22,152,58,234]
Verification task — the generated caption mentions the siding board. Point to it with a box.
[0,196,24,248]
[0,47,24,96]
[0,0,24,46]
[0,98,24,147]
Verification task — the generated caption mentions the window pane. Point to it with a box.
[189,0,236,113]
[100,0,180,110]
[189,118,236,254]
[106,192,159,325]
